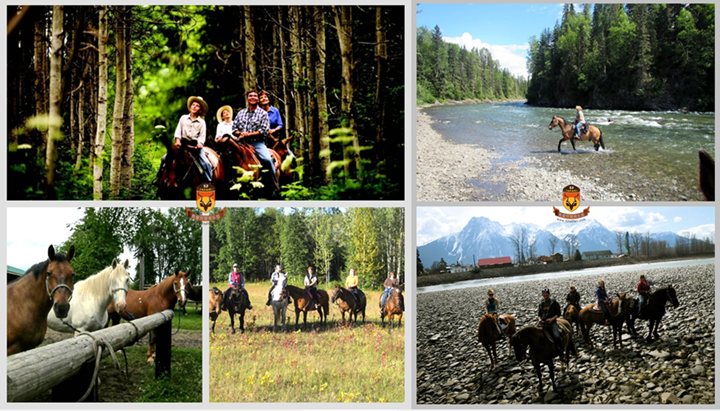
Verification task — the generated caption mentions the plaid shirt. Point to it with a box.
[232,107,270,139]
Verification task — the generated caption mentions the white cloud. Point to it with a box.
[443,33,529,79]
[593,208,666,232]
[674,216,682,223]
[678,224,715,241]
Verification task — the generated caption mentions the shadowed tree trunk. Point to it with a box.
[374,6,387,163]
[110,5,127,198]
[278,8,291,142]
[93,5,108,200]
[305,6,318,180]
[34,8,48,149]
[46,5,64,189]
[121,13,135,197]
[289,7,305,156]
[333,6,360,179]
[313,6,330,183]
[243,6,256,93]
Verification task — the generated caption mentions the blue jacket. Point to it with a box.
[596,286,609,304]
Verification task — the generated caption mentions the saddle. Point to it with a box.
[203,148,220,170]
[573,122,590,138]
[498,314,510,325]
[590,304,604,313]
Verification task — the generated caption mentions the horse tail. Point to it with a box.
[599,130,605,150]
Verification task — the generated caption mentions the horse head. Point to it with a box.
[548,115,560,130]
[667,285,680,308]
[110,258,130,312]
[46,245,76,319]
[173,269,190,308]
[615,292,629,314]
[510,333,527,363]
[331,285,342,303]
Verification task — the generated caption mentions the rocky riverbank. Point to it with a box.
[416,263,715,404]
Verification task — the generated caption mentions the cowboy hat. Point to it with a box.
[187,96,208,117]
[216,105,233,123]
[576,105,583,110]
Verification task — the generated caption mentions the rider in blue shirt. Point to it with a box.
[596,280,611,325]
[485,289,505,339]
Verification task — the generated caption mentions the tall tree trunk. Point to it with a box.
[305,7,318,180]
[46,5,64,189]
[121,14,134,197]
[289,7,305,156]
[110,5,127,198]
[314,6,330,183]
[93,5,108,200]
[243,6,256,93]
[34,8,48,149]
[278,9,291,141]
[75,83,84,170]
[374,7,387,163]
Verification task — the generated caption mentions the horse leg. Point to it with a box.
[653,319,661,340]
[229,312,235,334]
[548,362,557,393]
[558,138,564,153]
[646,319,654,341]
[570,138,577,151]
[147,330,155,363]
[303,311,308,331]
[535,364,544,395]
[239,311,245,334]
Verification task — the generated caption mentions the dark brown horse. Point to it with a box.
[223,286,250,334]
[510,319,577,394]
[331,285,366,324]
[182,283,203,315]
[625,286,679,341]
[268,135,296,185]
[699,150,714,201]
[7,245,75,356]
[156,142,225,200]
[548,115,605,153]
[380,287,404,330]
[107,269,190,362]
[579,293,629,348]
[286,285,329,330]
[563,304,583,336]
[477,313,516,367]
[209,287,224,335]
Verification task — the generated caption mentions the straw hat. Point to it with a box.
[216,105,233,123]
[576,105,583,110]
[187,96,208,117]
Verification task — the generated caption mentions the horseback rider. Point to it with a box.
[537,288,564,360]
[380,272,404,313]
[228,263,252,310]
[345,268,361,305]
[266,265,287,306]
[596,280,612,326]
[637,274,651,317]
[303,266,320,310]
[485,289,505,339]
[215,105,234,142]
[563,285,581,317]
[573,105,585,139]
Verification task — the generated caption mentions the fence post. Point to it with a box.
[51,359,96,402]
[155,317,172,378]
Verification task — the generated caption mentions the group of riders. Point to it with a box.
[226,263,404,313]
[484,274,655,359]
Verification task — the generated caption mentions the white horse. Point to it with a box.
[47,259,130,333]
[271,274,288,332]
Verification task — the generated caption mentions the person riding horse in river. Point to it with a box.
[573,105,585,139]
[381,272,404,312]
[596,280,612,326]
[563,285,581,317]
[303,266,320,311]
[637,274,652,318]
[345,268,361,305]
[485,289,505,339]
[228,263,252,310]
[538,288,565,360]
[266,265,287,306]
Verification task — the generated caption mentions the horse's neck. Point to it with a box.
[156,276,178,303]
[75,268,115,310]
[15,269,53,320]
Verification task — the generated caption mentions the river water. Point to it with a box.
[423,101,715,200]
[417,258,714,294]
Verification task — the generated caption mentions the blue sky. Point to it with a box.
[417,207,716,246]
[417,3,566,78]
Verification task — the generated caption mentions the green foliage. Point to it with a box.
[280,209,312,282]
[574,249,583,261]
[348,208,383,288]
[417,249,424,273]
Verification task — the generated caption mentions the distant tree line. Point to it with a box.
[416,25,528,105]
[526,4,714,111]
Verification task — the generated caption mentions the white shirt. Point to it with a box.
[216,121,233,139]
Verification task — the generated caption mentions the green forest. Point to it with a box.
[416,25,528,105]
[7,5,404,200]
[210,207,404,290]
[57,208,202,286]
[526,4,714,110]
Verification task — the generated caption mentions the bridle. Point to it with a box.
[46,271,73,303]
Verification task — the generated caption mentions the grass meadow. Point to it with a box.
[209,282,405,403]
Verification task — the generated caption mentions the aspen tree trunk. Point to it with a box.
[93,6,108,200]
[314,6,330,183]
[121,15,134,196]
[278,9,291,139]
[75,84,84,170]
[243,6,256,93]
[46,5,64,188]
[374,7,387,162]
[110,6,127,198]
[34,9,48,148]
[289,7,305,156]
[305,6,318,179]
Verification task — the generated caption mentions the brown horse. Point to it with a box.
[107,269,190,362]
[699,150,714,201]
[579,293,629,349]
[563,305,583,336]
[268,135,296,185]
[477,313,516,367]
[7,245,75,356]
[331,285,366,324]
[380,287,404,330]
[156,142,225,200]
[548,115,605,153]
[510,319,577,395]
[216,137,281,196]
[286,285,329,330]
[209,287,224,335]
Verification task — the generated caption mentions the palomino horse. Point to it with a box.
[156,141,225,200]
[699,150,714,201]
[579,293,629,349]
[108,269,190,362]
[477,313,516,367]
[209,287,224,335]
[563,305,583,336]
[223,286,251,334]
[48,258,130,333]
[548,115,605,153]
[380,287,404,330]
[268,135,296,185]
[286,285,329,331]
[510,319,577,395]
[625,286,679,341]
[271,280,289,332]
[331,285,366,324]
[7,245,75,356]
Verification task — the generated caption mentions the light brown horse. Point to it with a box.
[7,245,75,356]
[579,293,629,349]
[380,287,404,330]
[287,285,329,330]
[331,285,366,324]
[548,115,605,153]
[107,269,190,362]
[563,305,583,336]
[699,150,714,201]
[510,319,577,395]
[477,313,516,367]
[157,142,225,200]
[209,287,224,335]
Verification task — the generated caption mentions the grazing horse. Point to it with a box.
[209,287,224,335]
[223,286,250,334]
[156,142,225,200]
[548,115,605,153]
[331,285,366,324]
[477,313,516,367]
[698,150,714,201]
[286,285,329,330]
[579,293,629,349]
[7,245,76,356]
[48,259,130,334]
[563,305,583,336]
[108,269,190,362]
[271,281,289,332]
[626,286,679,341]
[380,287,404,330]
[510,319,577,395]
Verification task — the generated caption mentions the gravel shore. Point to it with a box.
[416,263,715,404]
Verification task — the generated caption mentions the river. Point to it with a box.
[417,258,715,294]
[423,101,715,201]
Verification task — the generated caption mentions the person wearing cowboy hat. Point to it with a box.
[215,104,234,142]
[228,263,252,310]
[173,96,213,181]
[574,105,585,139]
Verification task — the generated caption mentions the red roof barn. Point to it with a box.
[477,257,513,267]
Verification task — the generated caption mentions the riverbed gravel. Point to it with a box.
[416,263,715,404]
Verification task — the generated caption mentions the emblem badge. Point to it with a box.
[196,182,216,213]
[562,185,580,212]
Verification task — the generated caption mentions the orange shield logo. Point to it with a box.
[562,185,580,212]
[196,182,215,213]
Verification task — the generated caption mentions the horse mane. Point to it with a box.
[24,260,50,280]
[74,265,115,296]
[558,116,569,125]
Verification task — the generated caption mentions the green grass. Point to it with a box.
[176,305,203,330]
[209,283,404,403]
